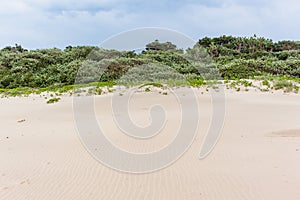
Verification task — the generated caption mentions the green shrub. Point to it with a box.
[47,98,61,104]
[294,86,299,93]
[262,80,270,88]
[219,59,263,79]
[187,78,206,87]
[239,79,252,87]
[145,88,151,92]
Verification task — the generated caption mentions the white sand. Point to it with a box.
[1,89,300,200]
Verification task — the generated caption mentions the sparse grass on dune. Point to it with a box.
[223,77,300,93]
[0,81,115,97]
[1,76,299,98]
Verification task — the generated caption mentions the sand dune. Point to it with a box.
[1,89,300,200]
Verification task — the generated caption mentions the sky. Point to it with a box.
[0,0,299,49]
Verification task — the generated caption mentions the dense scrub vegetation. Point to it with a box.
[0,46,93,88]
[198,35,300,79]
[0,35,300,89]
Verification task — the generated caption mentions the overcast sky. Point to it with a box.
[0,0,299,49]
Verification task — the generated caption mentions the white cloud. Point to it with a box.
[0,0,299,49]
[0,1,34,15]
[24,0,117,10]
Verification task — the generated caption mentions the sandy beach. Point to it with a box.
[1,89,300,200]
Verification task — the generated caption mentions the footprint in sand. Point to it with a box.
[20,179,30,185]
[17,119,26,123]
[269,129,300,137]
